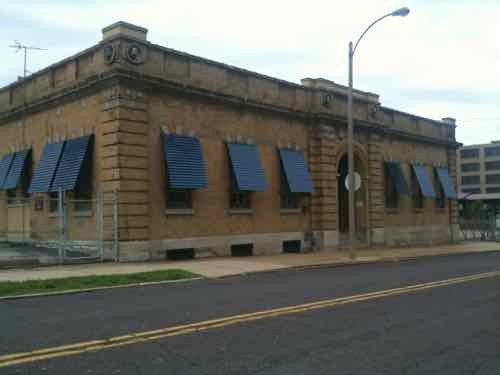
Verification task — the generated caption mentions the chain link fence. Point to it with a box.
[458,217,499,242]
[0,190,119,265]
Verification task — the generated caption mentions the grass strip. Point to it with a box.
[0,269,198,297]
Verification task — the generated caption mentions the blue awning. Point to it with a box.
[227,143,266,192]
[279,149,313,193]
[28,142,65,193]
[51,135,93,192]
[412,164,436,198]
[0,153,15,189]
[162,133,208,189]
[435,167,457,199]
[385,161,410,196]
[3,149,31,190]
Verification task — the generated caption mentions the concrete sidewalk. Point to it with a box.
[1,242,500,283]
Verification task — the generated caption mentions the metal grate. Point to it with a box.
[231,243,254,257]
[282,240,301,253]
[166,248,195,261]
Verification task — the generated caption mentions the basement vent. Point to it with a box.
[166,248,195,261]
[231,243,254,257]
[282,240,301,253]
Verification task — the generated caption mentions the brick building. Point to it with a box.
[0,22,460,261]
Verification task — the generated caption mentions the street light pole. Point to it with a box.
[347,41,355,259]
[347,7,410,259]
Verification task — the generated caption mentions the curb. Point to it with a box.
[1,249,499,301]
[0,277,204,302]
[211,249,500,279]
[281,249,500,272]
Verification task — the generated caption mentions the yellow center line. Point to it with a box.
[1,270,499,368]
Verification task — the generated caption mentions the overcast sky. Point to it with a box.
[2,0,499,146]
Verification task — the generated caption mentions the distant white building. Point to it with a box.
[457,141,500,212]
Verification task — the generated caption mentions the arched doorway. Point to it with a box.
[337,153,368,244]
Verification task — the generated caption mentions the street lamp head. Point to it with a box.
[391,7,410,17]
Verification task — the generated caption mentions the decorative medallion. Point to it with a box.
[369,103,381,119]
[321,93,333,108]
[103,44,116,65]
[126,43,145,65]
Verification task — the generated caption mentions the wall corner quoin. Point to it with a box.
[99,83,151,243]
[308,122,338,233]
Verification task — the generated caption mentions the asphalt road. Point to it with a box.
[1,252,500,374]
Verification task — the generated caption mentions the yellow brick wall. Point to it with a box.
[381,137,452,227]
[0,93,104,242]
[147,94,312,240]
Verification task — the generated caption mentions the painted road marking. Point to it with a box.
[1,270,499,368]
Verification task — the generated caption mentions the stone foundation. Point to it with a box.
[117,225,458,261]
[118,231,310,262]
[383,224,455,247]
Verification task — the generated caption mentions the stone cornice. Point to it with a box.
[0,69,460,149]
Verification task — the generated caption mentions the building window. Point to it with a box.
[412,170,423,209]
[384,164,398,209]
[461,163,480,173]
[7,189,17,206]
[486,174,500,185]
[230,190,251,210]
[434,171,445,209]
[48,192,63,213]
[486,187,500,194]
[462,188,480,194]
[281,193,300,210]
[228,158,252,210]
[73,148,93,212]
[460,149,479,159]
[280,163,300,209]
[74,190,92,212]
[166,188,192,210]
[18,156,32,200]
[461,175,480,185]
[484,146,500,158]
[485,161,500,171]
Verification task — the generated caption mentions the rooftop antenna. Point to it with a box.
[9,41,47,78]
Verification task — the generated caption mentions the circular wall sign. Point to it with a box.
[344,172,362,192]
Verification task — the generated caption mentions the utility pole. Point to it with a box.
[9,41,47,78]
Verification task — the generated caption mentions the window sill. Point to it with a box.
[228,209,253,215]
[48,212,61,218]
[385,208,400,215]
[435,208,446,214]
[73,210,93,218]
[414,208,425,214]
[280,208,302,215]
[165,209,194,216]
[6,203,28,208]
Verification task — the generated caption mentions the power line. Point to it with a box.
[9,41,47,78]
[461,118,500,122]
